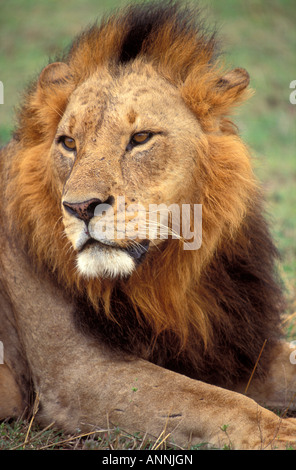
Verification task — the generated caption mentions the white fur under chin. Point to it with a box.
[76,245,135,279]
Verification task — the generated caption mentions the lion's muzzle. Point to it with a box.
[62,196,150,279]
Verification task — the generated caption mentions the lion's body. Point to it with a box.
[1,2,296,448]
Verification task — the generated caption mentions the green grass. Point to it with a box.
[0,417,205,450]
[0,0,295,449]
[203,0,296,298]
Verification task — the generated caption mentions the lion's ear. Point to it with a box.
[32,62,74,138]
[204,67,251,122]
[182,67,251,127]
[216,68,250,98]
[212,68,251,114]
[38,62,71,88]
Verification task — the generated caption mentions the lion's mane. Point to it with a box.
[6,1,284,385]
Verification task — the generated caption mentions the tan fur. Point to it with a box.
[0,3,296,449]
[0,365,23,419]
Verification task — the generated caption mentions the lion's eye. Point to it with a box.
[59,136,76,152]
[132,132,151,144]
[127,132,152,150]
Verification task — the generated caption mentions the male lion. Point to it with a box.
[0,2,296,449]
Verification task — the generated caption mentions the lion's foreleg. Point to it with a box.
[35,354,296,450]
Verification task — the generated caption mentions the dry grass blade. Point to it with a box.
[244,339,267,395]
[150,411,175,450]
[151,430,172,450]
[281,391,296,420]
[282,311,296,325]
[22,392,40,449]
[9,421,56,450]
[38,429,110,450]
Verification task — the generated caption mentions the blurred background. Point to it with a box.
[0,0,295,328]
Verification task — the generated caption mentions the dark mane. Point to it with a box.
[74,202,284,387]
[65,0,217,74]
[113,1,215,64]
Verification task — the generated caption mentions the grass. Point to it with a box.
[0,0,295,450]
[0,420,156,450]
[0,422,211,450]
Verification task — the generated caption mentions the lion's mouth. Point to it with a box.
[79,238,150,264]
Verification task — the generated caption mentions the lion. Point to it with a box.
[0,1,296,449]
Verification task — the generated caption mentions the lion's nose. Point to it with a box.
[63,196,115,224]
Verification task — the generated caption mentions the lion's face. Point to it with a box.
[51,64,202,279]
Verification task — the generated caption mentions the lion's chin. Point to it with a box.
[76,243,135,279]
